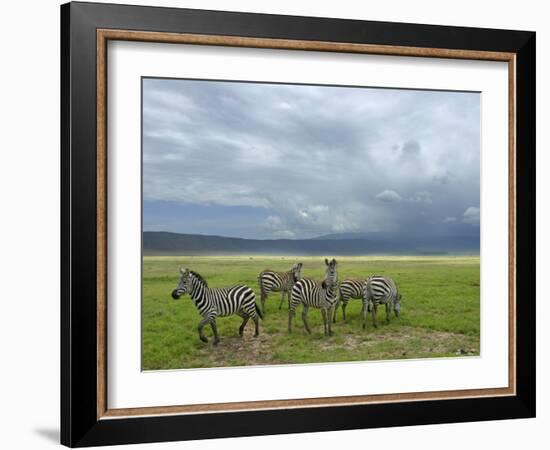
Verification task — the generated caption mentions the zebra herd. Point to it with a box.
[171,260,402,345]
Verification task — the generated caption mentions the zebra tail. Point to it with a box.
[255,302,264,320]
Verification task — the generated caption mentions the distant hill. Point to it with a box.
[310,232,373,240]
[143,231,479,256]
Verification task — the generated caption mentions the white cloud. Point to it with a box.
[376,190,402,203]
[278,101,293,110]
[463,207,480,224]
[273,230,295,238]
[408,191,433,204]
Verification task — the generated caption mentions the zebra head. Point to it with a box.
[291,262,303,282]
[323,258,338,289]
[171,268,190,300]
[394,293,402,317]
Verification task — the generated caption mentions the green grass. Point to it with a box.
[142,255,480,370]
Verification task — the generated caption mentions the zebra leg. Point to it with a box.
[302,305,312,334]
[327,307,334,336]
[253,315,260,337]
[332,298,339,324]
[385,302,391,324]
[211,319,220,346]
[278,291,286,310]
[260,289,267,315]
[342,299,348,322]
[371,303,378,328]
[288,308,295,334]
[321,308,328,335]
[197,318,210,343]
[238,313,249,337]
[361,300,368,329]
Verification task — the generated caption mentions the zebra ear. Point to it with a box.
[325,258,329,266]
[332,258,337,265]
[180,267,187,275]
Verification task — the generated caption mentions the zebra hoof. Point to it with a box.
[199,336,208,343]
[254,332,259,338]
[213,339,220,346]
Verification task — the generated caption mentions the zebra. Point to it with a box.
[362,275,401,329]
[288,258,338,336]
[258,262,303,313]
[333,278,369,323]
[171,268,263,345]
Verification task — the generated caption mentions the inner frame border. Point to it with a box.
[96,28,516,420]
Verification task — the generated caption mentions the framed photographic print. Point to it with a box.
[60,1,536,447]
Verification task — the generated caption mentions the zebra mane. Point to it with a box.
[189,270,208,287]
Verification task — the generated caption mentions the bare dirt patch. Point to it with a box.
[202,328,276,367]
[198,325,479,367]
[322,326,478,359]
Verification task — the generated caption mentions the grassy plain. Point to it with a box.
[142,255,480,370]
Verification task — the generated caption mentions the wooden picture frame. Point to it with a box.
[61,1,535,447]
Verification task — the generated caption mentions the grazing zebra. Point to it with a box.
[289,258,338,336]
[258,263,303,313]
[171,268,263,345]
[333,278,370,323]
[362,275,401,329]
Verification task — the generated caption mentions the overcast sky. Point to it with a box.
[142,78,480,240]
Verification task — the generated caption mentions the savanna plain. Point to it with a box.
[142,255,480,370]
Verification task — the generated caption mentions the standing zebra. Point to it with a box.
[362,275,401,329]
[171,268,263,345]
[334,278,369,323]
[258,262,303,313]
[289,258,338,336]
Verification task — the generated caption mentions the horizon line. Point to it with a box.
[143,230,481,242]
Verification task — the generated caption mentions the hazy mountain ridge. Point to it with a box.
[143,231,479,256]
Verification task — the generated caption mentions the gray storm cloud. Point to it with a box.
[143,78,480,238]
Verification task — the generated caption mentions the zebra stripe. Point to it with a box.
[171,269,262,345]
[258,263,302,313]
[288,258,338,336]
[362,275,401,329]
[334,278,368,323]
